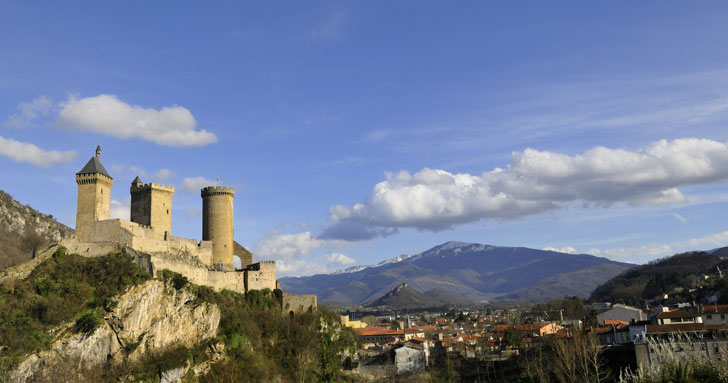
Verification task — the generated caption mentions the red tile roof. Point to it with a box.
[604,319,629,325]
[656,310,697,319]
[645,324,728,334]
[701,305,728,314]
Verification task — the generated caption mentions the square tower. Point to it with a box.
[130,177,175,241]
[75,146,114,242]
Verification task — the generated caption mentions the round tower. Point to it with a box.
[201,186,235,270]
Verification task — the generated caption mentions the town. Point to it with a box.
[337,269,728,381]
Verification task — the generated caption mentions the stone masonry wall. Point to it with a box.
[75,174,113,242]
[281,291,318,314]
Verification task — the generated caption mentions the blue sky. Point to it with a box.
[2,2,728,276]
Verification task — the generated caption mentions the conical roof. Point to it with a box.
[131,176,142,184]
[76,155,112,178]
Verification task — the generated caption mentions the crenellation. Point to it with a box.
[131,183,175,193]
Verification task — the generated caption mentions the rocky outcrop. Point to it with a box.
[0,190,73,269]
[11,280,221,382]
[0,190,72,242]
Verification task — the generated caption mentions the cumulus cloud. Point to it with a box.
[181,177,216,194]
[111,164,174,182]
[254,230,326,277]
[321,138,728,240]
[323,253,357,266]
[542,246,578,254]
[110,198,130,220]
[57,94,217,147]
[4,95,54,128]
[253,230,355,276]
[255,231,324,261]
[0,136,77,168]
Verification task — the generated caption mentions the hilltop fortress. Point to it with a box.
[62,146,315,313]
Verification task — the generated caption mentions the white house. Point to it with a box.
[394,345,426,375]
[597,304,647,325]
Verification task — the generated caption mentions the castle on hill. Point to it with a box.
[64,146,316,313]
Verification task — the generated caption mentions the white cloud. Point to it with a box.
[152,168,173,181]
[252,230,356,277]
[0,136,77,168]
[184,209,201,217]
[4,95,54,128]
[363,129,390,142]
[255,231,324,261]
[323,253,357,266]
[276,260,331,277]
[321,138,728,240]
[254,230,329,277]
[110,198,130,220]
[542,246,578,254]
[678,230,728,249]
[57,94,217,147]
[671,213,687,224]
[310,10,348,39]
[111,164,174,182]
[181,177,216,194]
[584,230,728,263]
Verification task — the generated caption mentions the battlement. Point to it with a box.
[76,173,113,184]
[131,182,175,193]
[201,186,235,197]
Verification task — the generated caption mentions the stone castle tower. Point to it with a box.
[130,177,175,241]
[201,186,235,271]
[75,146,114,242]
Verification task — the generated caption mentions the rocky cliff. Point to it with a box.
[0,190,72,268]
[11,280,221,382]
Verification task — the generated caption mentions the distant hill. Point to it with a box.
[590,248,728,303]
[365,283,442,309]
[500,263,632,301]
[0,190,73,269]
[424,288,474,306]
[280,241,634,305]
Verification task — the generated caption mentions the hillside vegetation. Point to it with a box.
[590,248,728,304]
[0,249,358,382]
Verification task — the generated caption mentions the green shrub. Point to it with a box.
[158,269,189,290]
[74,310,100,335]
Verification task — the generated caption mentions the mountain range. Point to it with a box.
[280,241,634,306]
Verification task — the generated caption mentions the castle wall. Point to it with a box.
[245,270,277,291]
[247,261,276,280]
[146,253,249,293]
[202,187,235,270]
[75,174,113,242]
[60,238,124,258]
[167,236,214,265]
[91,219,135,247]
[281,291,318,314]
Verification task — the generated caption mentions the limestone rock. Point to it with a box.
[11,280,220,382]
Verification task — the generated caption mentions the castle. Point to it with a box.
[63,146,316,313]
